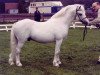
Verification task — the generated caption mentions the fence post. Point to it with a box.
[72,22,76,29]
[5,25,8,32]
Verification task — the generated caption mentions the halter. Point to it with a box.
[75,6,88,41]
[75,6,87,23]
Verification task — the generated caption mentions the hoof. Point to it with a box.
[9,62,14,66]
[9,59,14,66]
[97,61,100,64]
[16,62,22,67]
[58,61,61,65]
[53,62,59,67]
[53,64,59,67]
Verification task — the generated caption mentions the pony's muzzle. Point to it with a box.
[81,18,89,25]
[81,20,89,25]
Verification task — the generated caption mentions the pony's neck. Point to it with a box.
[51,6,76,25]
[63,11,75,24]
[56,10,76,26]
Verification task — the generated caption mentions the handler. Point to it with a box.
[90,2,100,28]
[34,7,41,22]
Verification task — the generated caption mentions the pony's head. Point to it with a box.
[51,4,89,25]
[74,4,89,25]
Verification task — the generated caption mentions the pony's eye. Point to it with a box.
[78,13,82,16]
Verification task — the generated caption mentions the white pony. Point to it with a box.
[9,4,89,67]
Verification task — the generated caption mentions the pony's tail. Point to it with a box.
[10,29,17,53]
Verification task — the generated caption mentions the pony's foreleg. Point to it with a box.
[53,39,63,67]
[15,42,24,67]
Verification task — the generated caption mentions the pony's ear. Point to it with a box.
[76,6,81,11]
[79,6,81,9]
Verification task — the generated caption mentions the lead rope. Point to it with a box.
[75,6,88,41]
[79,17,88,41]
[83,23,87,41]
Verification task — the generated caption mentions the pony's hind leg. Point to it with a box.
[9,40,17,66]
[15,41,24,66]
[9,29,17,66]
[9,52,15,65]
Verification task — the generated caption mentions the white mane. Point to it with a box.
[51,4,84,18]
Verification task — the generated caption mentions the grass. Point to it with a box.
[0,28,100,75]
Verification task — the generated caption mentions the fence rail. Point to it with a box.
[0,22,97,32]
[71,22,97,29]
[0,24,12,32]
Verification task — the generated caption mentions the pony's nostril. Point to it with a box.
[80,20,88,25]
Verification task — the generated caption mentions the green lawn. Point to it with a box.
[0,28,100,75]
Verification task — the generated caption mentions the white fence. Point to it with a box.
[0,24,12,32]
[0,22,97,32]
[71,22,97,29]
